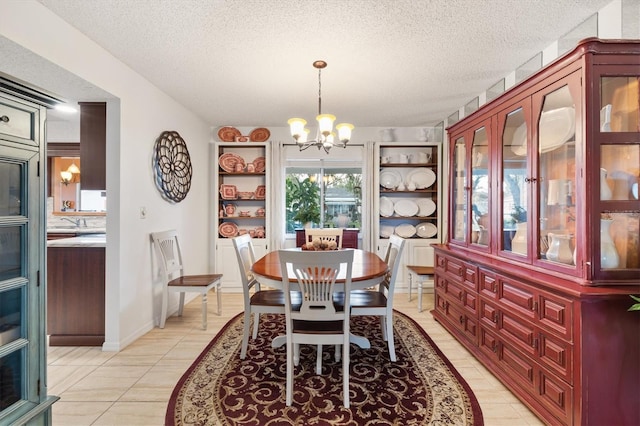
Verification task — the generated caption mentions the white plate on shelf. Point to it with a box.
[395,223,416,238]
[380,225,395,238]
[416,199,436,216]
[380,170,402,189]
[416,222,438,238]
[394,199,419,217]
[511,107,575,156]
[380,197,394,217]
[406,168,436,189]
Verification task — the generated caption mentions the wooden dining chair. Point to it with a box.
[151,230,222,330]
[279,249,354,407]
[232,234,299,359]
[348,234,405,361]
[304,227,344,248]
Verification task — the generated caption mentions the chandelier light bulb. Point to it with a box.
[287,60,354,153]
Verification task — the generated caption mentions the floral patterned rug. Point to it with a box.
[166,312,483,425]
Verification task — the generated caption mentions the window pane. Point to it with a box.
[0,162,22,216]
[285,167,362,233]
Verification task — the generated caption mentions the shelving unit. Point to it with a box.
[373,142,443,291]
[212,142,270,290]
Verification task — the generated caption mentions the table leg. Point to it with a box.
[272,333,370,349]
[408,272,413,302]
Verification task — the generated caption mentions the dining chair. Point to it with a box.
[150,230,222,330]
[232,234,299,359]
[279,249,354,407]
[304,227,344,249]
[348,234,405,361]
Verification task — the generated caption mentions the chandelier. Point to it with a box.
[288,60,354,153]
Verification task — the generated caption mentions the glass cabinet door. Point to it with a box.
[596,70,640,277]
[535,76,581,270]
[470,127,490,248]
[499,105,530,257]
[451,136,466,243]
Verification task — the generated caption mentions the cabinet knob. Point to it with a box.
[1,115,9,123]
[459,315,464,324]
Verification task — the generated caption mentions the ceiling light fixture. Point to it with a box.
[287,60,354,153]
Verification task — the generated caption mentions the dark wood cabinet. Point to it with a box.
[47,246,105,346]
[435,39,640,426]
[79,102,106,190]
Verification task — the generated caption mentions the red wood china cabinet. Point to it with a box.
[433,39,640,425]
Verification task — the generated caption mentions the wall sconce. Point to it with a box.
[60,163,80,185]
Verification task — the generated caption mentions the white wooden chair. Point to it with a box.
[232,234,300,359]
[348,234,405,361]
[151,230,222,330]
[279,249,354,407]
[304,227,344,248]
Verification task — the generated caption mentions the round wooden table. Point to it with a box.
[251,248,389,291]
[251,248,389,349]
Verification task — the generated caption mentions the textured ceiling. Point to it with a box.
[11,0,616,126]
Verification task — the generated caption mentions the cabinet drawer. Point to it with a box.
[479,326,500,362]
[500,309,536,359]
[479,269,497,299]
[479,299,498,329]
[0,98,39,146]
[539,292,573,341]
[498,275,536,322]
[539,332,573,383]
[539,370,573,425]
[443,256,478,290]
[435,292,478,345]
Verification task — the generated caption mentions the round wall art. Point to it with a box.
[153,130,193,203]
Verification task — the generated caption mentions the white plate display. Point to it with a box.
[406,168,436,189]
[416,222,438,238]
[394,199,419,217]
[380,225,395,238]
[416,199,436,216]
[395,223,416,238]
[379,196,394,217]
[380,170,402,189]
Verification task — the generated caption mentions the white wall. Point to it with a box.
[0,1,212,350]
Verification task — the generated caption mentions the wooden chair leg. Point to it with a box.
[201,292,208,330]
[160,289,169,329]
[240,310,251,359]
[252,313,260,339]
[177,292,185,316]
[316,344,323,374]
[386,313,396,362]
[216,284,222,315]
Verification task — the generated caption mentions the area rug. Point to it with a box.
[166,311,483,425]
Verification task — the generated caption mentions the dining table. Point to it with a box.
[251,248,389,349]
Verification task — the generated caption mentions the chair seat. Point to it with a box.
[334,290,387,308]
[251,290,303,307]
[168,274,222,288]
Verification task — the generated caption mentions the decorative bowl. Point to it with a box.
[237,191,254,200]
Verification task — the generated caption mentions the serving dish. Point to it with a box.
[379,196,394,217]
[249,127,270,142]
[416,199,436,216]
[380,170,402,190]
[219,222,239,238]
[219,152,246,172]
[406,168,436,189]
[395,223,416,238]
[253,156,266,173]
[511,107,575,156]
[219,184,237,200]
[416,222,438,238]
[237,191,254,200]
[255,185,266,199]
[394,199,419,217]
[380,224,395,238]
[218,126,242,142]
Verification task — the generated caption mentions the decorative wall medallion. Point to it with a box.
[153,131,193,203]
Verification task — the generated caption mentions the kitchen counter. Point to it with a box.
[47,233,106,248]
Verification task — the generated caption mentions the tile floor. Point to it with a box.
[47,292,545,425]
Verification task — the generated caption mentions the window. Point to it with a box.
[285,166,362,233]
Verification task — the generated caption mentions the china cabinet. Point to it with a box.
[1,81,58,424]
[212,141,270,289]
[373,142,443,290]
[434,39,640,425]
